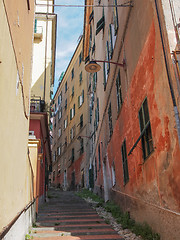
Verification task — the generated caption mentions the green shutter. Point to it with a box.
[34,19,37,33]
[70,109,72,120]
[74,104,75,116]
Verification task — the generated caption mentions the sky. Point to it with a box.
[53,0,85,95]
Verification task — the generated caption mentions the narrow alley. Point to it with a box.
[31,188,124,240]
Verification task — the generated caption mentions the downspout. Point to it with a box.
[154,0,180,145]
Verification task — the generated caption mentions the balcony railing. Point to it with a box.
[30,97,45,113]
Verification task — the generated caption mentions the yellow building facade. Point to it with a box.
[52,38,89,190]
[0,0,35,239]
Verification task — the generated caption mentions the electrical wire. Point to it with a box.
[35,0,133,8]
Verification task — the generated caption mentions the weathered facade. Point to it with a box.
[52,38,89,190]
[83,0,180,239]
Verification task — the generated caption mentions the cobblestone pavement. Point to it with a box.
[30,188,140,240]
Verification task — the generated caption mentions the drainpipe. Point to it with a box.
[154,0,180,145]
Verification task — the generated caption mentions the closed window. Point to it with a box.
[79,72,82,85]
[65,82,67,92]
[80,114,83,129]
[139,98,153,160]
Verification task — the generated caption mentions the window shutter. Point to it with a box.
[113,0,119,35]
[109,24,113,59]
[34,19,37,33]
[82,90,84,103]
[74,104,75,116]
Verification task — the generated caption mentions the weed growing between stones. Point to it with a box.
[76,189,160,240]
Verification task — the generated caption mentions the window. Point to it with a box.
[79,72,82,85]
[139,98,153,160]
[93,73,97,92]
[58,128,62,138]
[96,8,105,35]
[80,138,84,154]
[58,92,62,105]
[64,117,68,130]
[70,104,75,120]
[57,146,61,156]
[80,114,83,129]
[98,144,101,169]
[108,24,114,59]
[103,42,110,90]
[64,136,67,148]
[108,103,113,137]
[78,90,84,108]
[113,0,119,35]
[121,139,129,184]
[79,52,82,65]
[70,125,76,140]
[89,25,92,54]
[72,86,74,98]
[72,148,75,163]
[71,68,74,79]
[65,82,67,92]
[65,99,67,110]
[116,70,123,112]
[58,107,62,120]
[53,171,55,181]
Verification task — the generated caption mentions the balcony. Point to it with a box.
[30,97,45,113]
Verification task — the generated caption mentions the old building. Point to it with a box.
[29,0,56,209]
[0,0,35,239]
[52,38,89,190]
[83,0,180,239]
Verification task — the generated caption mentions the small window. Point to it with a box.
[108,103,113,137]
[80,114,83,129]
[80,138,84,154]
[72,86,74,98]
[78,90,84,108]
[72,148,74,162]
[71,68,74,79]
[65,99,67,110]
[121,139,129,184]
[79,52,82,65]
[70,104,75,120]
[139,98,153,160]
[65,82,67,92]
[79,72,82,85]
[64,117,68,130]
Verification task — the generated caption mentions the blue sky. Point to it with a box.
[54,0,84,94]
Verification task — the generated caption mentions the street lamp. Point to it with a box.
[85,59,126,73]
